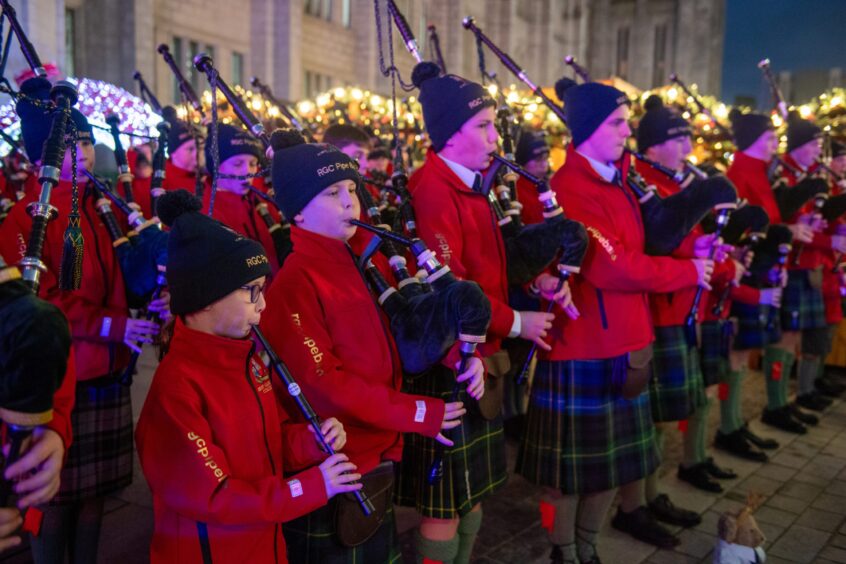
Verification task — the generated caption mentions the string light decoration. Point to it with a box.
[0,77,161,156]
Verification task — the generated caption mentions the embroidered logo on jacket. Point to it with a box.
[250,358,272,394]
[586,226,617,261]
[291,312,325,377]
[187,431,228,483]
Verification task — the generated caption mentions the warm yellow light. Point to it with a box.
[527,103,538,113]
[334,87,346,99]
[799,105,812,119]
[667,87,678,101]
[370,94,384,106]
[772,114,783,128]
[486,84,498,96]
[351,88,363,100]
[268,106,280,117]
[297,101,315,114]
[688,155,699,164]
[714,104,729,120]
[316,93,331,108]
[507,91,519,104]
[524,112,535,121]
[251,99,262,111]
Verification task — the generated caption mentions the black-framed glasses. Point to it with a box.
[240,282,266,304]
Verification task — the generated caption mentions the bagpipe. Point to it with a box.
[251,327,375,516]
[249,76,315,141]
[149,120,169,218]
[711,203,771,317]
[750,224,794,332]
[192,53,293,266]
[133,70,163,114]
[105,114,138,207]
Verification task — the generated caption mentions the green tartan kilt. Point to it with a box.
[781,269,826,332]
[649,326,706,422]
[732,300,781,350]
[282,485,400,563]
[394,365,508,520]
[515,357,660,495]
[700,320,733,386]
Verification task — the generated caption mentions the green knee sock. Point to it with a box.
[415,531,459,564]
[763,347,788,410]
[797,355,819,396]
[644,427,663,503]
[720,370,744,434]
[780,350,796,404]
[682,397,711,466]
[455,510,482,564]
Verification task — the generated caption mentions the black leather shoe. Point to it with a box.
[703,457,738,479]
[789,403,819,426]
[715,429,769,462]
[762,406,807,434]
[612,506,680,548]
[740,423,779,450]
[677,463,723,493]
[796,392,833,412]
[816,376,846,397]
[648,493,702,527]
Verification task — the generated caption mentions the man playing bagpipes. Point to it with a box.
[823,140,846,371]
[161,106,206,193]
[0,253,75,554]
[402,62,577,564]
[776,114,846,409]
[620,96,740,533]
[726,109,818,434]
[202,123,286,272]
[135,190,360,563]
[259,131,484,563]
[0,76,168,563]
[516,78,714,561]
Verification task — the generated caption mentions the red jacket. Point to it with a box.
[515,175,544,226]
[410,151,512,355]
[0,178,131,381]
[136,319,327,564]
[163,159,202,193]
[259,227,445,475]
[201,184,283,274]
[776,154,831,271]
[727,152,783,225]
[545,148,698,361]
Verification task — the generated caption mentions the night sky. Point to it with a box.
[721,0,846,107]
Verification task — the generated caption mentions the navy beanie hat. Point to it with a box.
[157,189,271,315]
[555,77,630,148]
[17,77,93,162]
[162,106,200,153]
[636,95,691,152]
[786,112,822,153]
[270,129,361,220]
[411,62,495,152]
[205,123,264,176]
[729,109,773,151]
[514,128,549,165]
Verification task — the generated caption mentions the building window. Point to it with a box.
[232,52,244,86]
[172,36,183,103]
[616,26,630,79]
[189,40,200,94]
[323,0,332,21]
[64,9,77,76]
[652,24,667,88]
[342,0,351,27]
[305,0,322,18]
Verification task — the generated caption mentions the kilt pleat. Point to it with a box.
[51,375,133,504]
[700,320,733,386]
[394,365,507,519]
[282,495,400,564]
[733,300,781,350]
[781,269,826,331]
[515,358,660,495]
[650,326,706,422]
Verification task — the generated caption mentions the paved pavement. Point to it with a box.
[3,349,846,563]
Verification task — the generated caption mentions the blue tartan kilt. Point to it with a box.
[650,325,707,422]
[732,300,781,350]
[781,269,826,332]
[515,357,660,495]
[700,320,734,386]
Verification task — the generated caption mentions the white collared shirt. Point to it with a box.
[436,152,522,337]
[577,150,619,184]
[713,540,765,564]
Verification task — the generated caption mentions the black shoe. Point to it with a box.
[796,391,833,412]
[789,403,819,426]
[740,423,780,450]
[761,407,807,434]
[702,457,738,479]
[549,545,567,564]
[581,558,602,564]
[816,376,846,397]
[677,463,724,493]
[648,493,702,527]
[715,429,769,462]
[612,506,680,548]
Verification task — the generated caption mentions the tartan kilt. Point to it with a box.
[515,358,660,495]
[649,326,706,422]
[51,374,133,504]
[732,301,781,350]
[781,269,826,332]
[700,320,733,386]
[394,365,507,520]
[282,492,400,563]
